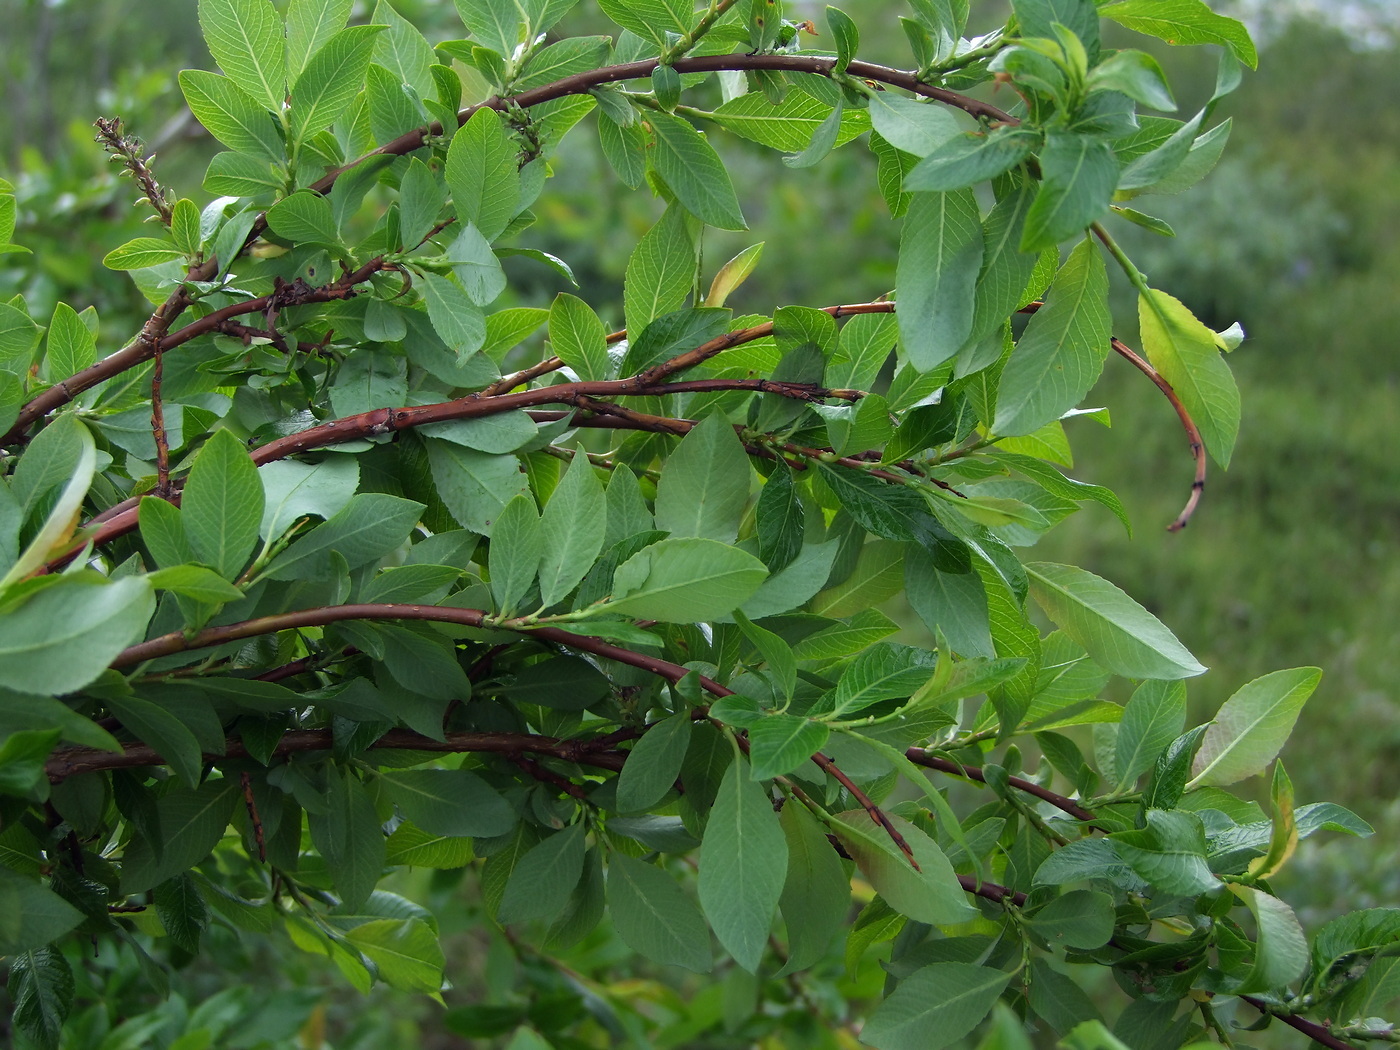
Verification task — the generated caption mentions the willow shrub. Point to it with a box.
[0,1,1395,1048]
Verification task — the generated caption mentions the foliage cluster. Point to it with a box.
[1,2,1396,1049]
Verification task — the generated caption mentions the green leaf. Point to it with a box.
[287,0,353,79]
[420,273,486,356]
[607,852,711,972]
[706,243,765,309]
[425,441,528,534]
[1026,889,1115,950]
[1114,680,1186,790]
[265,492,424,579]
[776,802,849,974]
[121,779,240,894]
[1110,809,1218,897]
[102,237,185,270]
[1227,885,1307,994]
[598,111,647,188]
[747,716,828,780]
[204,151,282,196]
[831,809,977,926]
[905,128,1040,193]
[816,465,967,572]
[105,695,205,788]
[385,823,474,868]
[623,205,697,338]
[549,293,610,382]
[398,158,446,249]
[178,70,284,161]
[826,311,898,393]
[454,0,524,55]
[537,449,606,606]
[489,494,542,615]
[0,303,41,372]
[826,5,858,72]
[498,823,587,925]
[755,466,802,573]
[344,918,444,993]
[182,429,265,580]
[258,455,360,539]
[619,307,731,377]
[154,873,210,953]
[710,91,869,153]
[986,450,1130,535]
[616,711,692,813]
[370,0,436,97]
[1089,49,1176,111]
[1013,0,1100,61]
[646,111,747,231]
[290,25,387,143]
[793,609,901,661]
[697,757,788,972]
[1137,288,1240,468]
[1025,562,1206,680]
[447,223,507,305]
[654,414,751,544]
[829,643,938,719]
[897,189,983,371]
[867,95,961,159]
[0,576,155,696]
[993,239,1110,436]
[1021,133,1117,252]
[1101,0,1258,68]
[309,766,386,910]
[0,868,83,956]
[266,190,339,245]
[1188,668,1321,789]
[7,948,73,1050]
[517,35,611,92]
[862,962,1013,1050]
[606,538,768,623]
[446,107,519,242]
[170,198,202,256]
[0,729,57,803]
[382,769,517,838]
[199,0,287,112]
[596,0,694,48]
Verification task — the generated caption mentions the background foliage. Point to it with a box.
[1,0,1398,1047]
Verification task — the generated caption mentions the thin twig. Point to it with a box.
[150,333,171,497]
[1111,336,1207,531]
[94,116,173,226]
[64,376,864,562]
[1239,996,1356,1050]
[905,749,1097,823]
[46,727,629,783]
[4,58,1000,443]
[240,771,266,862]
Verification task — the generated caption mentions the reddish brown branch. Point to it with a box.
[103,601,911,862]
[240,770,266,862]
[70,376,863,559]
[150,335,172,496]
[905,749,1097,823]
[959,874,1026,907]
[326,56,1012,202]
[4,258,388,444]
[1110,337,1206,531]
[6,55,991,441]
[1238,996,1355,1050]
[46,727,628,783]
[510,754,589,800]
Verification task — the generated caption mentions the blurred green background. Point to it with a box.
[3,0,1398,1043]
